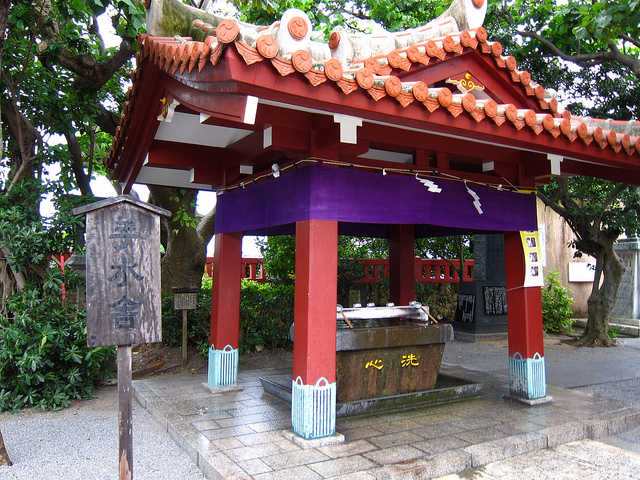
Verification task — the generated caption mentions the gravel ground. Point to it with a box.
[0,385,204,480]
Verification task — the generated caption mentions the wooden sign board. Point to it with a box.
[74,197,170,347]
[173,287,199,310]
[174,293,197,310]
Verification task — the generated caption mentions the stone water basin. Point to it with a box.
[336,322,454,402]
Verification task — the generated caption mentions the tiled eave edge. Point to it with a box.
[107,26,640,169]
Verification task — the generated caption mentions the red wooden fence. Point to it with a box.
[205,257,473,283]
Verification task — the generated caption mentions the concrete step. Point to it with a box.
[573,318,639,337]
[612,317,640,327]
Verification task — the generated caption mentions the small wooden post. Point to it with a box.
[182,310,188,367]
[118,345,133,480]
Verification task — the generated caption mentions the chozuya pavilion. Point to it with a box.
[107,0,640,440]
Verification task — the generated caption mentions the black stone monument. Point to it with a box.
[453,234,508,335]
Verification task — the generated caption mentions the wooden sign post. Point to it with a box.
[74,197,169,480]
[173,287,199,368]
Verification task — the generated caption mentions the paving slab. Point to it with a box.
[131,357,640,480]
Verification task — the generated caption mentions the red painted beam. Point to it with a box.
[147,140,224,169]
[167,77,260,125]
[191,168,224,186]
[112,68,167,191]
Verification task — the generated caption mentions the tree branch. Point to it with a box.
[587,182,628,236]
[1,84,42,196]
[537,188,566,217]
[518,29,640,77]
[93,103,121,136]
[63,128,92,197]
[343,8,372,22]
[89,15,105,55]
[619,33,640,50]
[196,206,216,246]
[0,247,26,292]
[56,37,136,92]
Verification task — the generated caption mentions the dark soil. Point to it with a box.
[130,343,293,379]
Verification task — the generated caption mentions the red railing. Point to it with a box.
[205,257,473,283]
[416,258,474,283]
[205,257,268,282]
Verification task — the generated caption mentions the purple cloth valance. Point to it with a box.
[214,164,537,238]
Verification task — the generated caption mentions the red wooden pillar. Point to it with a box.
[208,231,243,388]
[504,230,548,401]
[292,219,338,439]
[389,224,416,306]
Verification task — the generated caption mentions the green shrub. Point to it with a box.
[541,269,575,333]
[0,270,115,411]
[161,277,213,356]
[161,277,294,356]
[240,280,294,353]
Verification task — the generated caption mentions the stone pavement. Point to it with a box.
[435,439,640,480]
[131,334,640,479]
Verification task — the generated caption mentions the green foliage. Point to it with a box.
[259,234,472,306]
[239,0,449,37]
[0,180,90,291]
[169,190,199,229]
[0,271,115,412]
[240,280,294,353]
[258,235,390,284]
[161,276,294,355]
[608,324,622,340]
[415,282,440,304]
[539,178,640,257]
[257,236,296,283]
[0,0,147,412]
[487,1,640,120]
[161,278,213,357]
[541,269,575,333]
[559,0,640,44]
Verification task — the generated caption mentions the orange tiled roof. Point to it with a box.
[109,3,640,166]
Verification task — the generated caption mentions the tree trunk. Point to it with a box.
[148,186,209,294]
[579,242,625,347]
[0,427,11,466]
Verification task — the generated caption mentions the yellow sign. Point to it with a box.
[401,354,419,367]
[521,231,544,287]
[365,359,383,370]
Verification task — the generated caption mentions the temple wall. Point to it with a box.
[537,198,592,318]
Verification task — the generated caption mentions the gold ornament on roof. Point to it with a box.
[447,73,485,93]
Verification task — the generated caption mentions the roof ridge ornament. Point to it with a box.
[146,0,486,65]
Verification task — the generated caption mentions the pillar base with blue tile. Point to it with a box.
[291,376,336,439]
[506,352,552,404]
[208,344,239,388]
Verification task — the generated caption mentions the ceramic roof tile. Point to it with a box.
[109,2,640,168]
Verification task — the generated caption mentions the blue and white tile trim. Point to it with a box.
[208,344,239,387]
[509,352,546,399]
[291,376,336,439]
